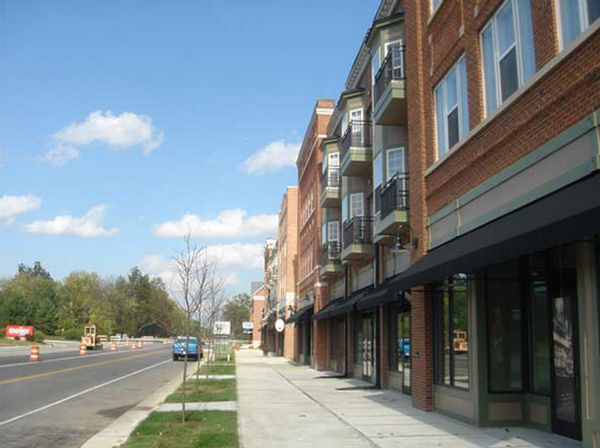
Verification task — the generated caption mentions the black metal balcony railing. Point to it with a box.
[374,45,406,105]
[320,167,340,194]
[380,173,409,219]
[340,120,372,161]
[321,241,341,265]
[343,216,373,249]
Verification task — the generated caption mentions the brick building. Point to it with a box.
[250,282,266,349]
[275,0,599,444]
[286,99,334,367]
[277,187,299,360]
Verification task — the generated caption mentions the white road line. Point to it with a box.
[0,359,171,427]
[0,345,165,369]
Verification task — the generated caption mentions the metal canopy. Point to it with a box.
[286,304,313,324]
[389,174,600,291]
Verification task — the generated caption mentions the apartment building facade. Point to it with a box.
[277,187,299,360]
[286,99,334,367]
[288,0,599,445]
[259,239,278,353]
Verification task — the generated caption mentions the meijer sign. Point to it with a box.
[5,325,35,339]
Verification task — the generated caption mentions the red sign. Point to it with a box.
[5,325,35,339]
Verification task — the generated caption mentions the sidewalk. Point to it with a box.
[236,350,580,448]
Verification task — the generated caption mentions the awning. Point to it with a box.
[355,288,397,311]
[286,304,313,324]
[389,173,600,291]
[314,286,375,320]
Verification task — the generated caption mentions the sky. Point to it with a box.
[0,0,378,295]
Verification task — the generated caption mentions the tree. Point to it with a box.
[222,293,252,340]
[172,234,221,424]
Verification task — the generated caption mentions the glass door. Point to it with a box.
[399,311,412,394]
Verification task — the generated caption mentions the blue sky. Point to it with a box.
[0,0,378,294]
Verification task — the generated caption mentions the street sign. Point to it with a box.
[213,321,231,336]
[242,321,253,330]
[275,319,285,333]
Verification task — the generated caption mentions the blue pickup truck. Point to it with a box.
[172,336,202,361]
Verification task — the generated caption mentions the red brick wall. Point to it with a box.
[410,288,433,411]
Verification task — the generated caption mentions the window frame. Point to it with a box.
[434,55,468,159]
[328,221,340,242]
[349,192,364,218]
[384,39,405,79]
[480,0,534,117]
[386,147,406,181]
[556,0,598,49]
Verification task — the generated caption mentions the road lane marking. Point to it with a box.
[0,351,161,385]
[0,359,171,427]
[0,345,165,369]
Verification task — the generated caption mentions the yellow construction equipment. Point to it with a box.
[453,329,468,353]
[81,324,104,350]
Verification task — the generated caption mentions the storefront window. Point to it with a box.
[530,280,551,394]
[433,274,470,389]
[487,261,523,392]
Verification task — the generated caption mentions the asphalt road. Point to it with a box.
[0,343,186,448]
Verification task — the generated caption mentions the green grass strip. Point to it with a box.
[165,379,236,403]
[121,411,238,448]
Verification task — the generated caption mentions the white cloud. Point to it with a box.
[242,140,300,174]
[153,208,277,239]
[0,194,42,225]
[54,110,164,154]
[24,205,119,237]
[139,243,262,291]
[40,145,80,166]
[41,110,164,166]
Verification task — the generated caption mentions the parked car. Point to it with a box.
[172,336,202,361]
[398,338,411,359]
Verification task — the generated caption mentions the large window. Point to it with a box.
[386,148,405,181]
[528,254,551,395]
[373,153,383,215]
[434,55,469,159]
[433,274,470,389]
[481,0,535,116]
[350,193,364,218]
[328,221,339,242]
[557,0,600,49]
[371,46,381,86]
[342,194,348,222]
[487,260,523,392]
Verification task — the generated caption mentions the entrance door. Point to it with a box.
[361,315,374,381]
[550,247,581,440]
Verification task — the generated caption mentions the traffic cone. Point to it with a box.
[140,340,144,348]
[125,339,130,347]
[162,339,167,345]
[80,342,87,356]
[110,341,117,352]
[131,342,137,350]
[30,345,40,362]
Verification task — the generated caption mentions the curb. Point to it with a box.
[81,359,204,448]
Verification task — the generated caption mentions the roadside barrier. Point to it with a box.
[125,339,130,347]
[131,342,137,350]
[80,342,87,356]
[30,345,40,362]
[140,341,144,348]
[110,341,117,352]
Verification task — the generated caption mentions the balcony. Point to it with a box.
[320,167,340,208]
[320,241,344,280]
[342,216,374,263]
[373,47,407,126]
[375,174,409,241]
[340,121,372,177]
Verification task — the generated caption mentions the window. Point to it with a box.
[350,193,364,218]
[434,56,469,159]
[487,260,523,392]
[327,152,340,186]
[342,194,348,222]
[385,40,405,79]
[386,148,405,181]
[432,0,442,13]
[557,0,600,48]
[371,46,381,86]
[322,223,327,244]
[328,221,339,242]
[433,274,469,389]
[481,0,535,116]
[342,112,348,137]
[350,109,364,144]
[373,153,383,215]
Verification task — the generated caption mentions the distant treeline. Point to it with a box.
[0,262,184,340]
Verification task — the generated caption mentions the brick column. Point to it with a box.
[411,286,433,411]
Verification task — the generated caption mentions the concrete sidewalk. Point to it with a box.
[236,350,580,448]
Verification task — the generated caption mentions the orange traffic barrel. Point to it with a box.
[79,342,87,356]
[131,342,137,350]
[125,339,130,347]
[30,345,40,362]
[162,339,167,345]
[110,341,117,352]
[140,340,144,348]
